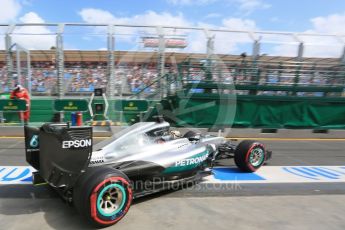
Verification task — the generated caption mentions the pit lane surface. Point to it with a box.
[1,138,345,230]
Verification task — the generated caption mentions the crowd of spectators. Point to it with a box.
[30,62,56,93]
[27,62,165,95]
[0,62,159,95]
[1,60,344,97]
[0,63,11,93]
[178,62,345,96]
[66,64,158,94]
[116,63,160,94]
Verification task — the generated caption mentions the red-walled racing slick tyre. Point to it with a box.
[234,140,266,172]
[73,167,133,227]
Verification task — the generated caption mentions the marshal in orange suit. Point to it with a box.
[10,84,31,124]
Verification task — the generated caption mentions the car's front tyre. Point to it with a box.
[234,140,266,172]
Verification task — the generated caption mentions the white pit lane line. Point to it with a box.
[204,166,345,183]
[2,166,345,185]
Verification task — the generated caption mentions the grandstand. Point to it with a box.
[0,50,344,97]
[1,23,345,129]
[1,23,345,99]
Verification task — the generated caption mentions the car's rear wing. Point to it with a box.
[24,123,93,188]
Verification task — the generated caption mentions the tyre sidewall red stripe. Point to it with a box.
[245,143,265,172]
[90,177,132,225]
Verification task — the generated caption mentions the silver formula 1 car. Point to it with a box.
[24,117,271,227]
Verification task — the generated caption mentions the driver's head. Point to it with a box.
[170,130,181,138]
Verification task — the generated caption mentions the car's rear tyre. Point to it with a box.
[73,167,132,227]
[234,140,266,172]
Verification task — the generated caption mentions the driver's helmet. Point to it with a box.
[170,130,181,139]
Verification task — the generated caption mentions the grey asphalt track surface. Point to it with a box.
[1,138,345,229]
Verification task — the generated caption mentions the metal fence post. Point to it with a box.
[297,42,304,62]
[205,29,215,93]
[5,25,15,89]
[335,36,345,90]
[294,42,304,90]
[250,32,261,95]
[56,24,65,99]
[341,45,345,65]
[206,31,215,62]
[107,25,115,99]
[292,34,304,95]
[16,47,21,85]
[27,51,31,94]
[157,26,166,99]
[56,24,65,122]
[341,45,345,88]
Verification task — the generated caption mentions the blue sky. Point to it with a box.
[9,0,345,31]
[1,0,345,57]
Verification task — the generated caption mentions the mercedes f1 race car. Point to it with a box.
[24,118,272,227]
